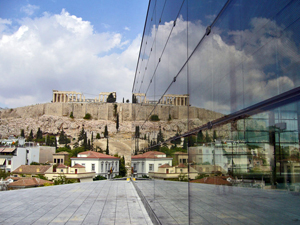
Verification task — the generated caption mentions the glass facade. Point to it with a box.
[132,0,300,224]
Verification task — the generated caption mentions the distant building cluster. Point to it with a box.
[52,90,116,103]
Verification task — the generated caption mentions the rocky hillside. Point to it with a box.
[0,103,224,161]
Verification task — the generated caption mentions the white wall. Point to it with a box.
[72,158,119,177]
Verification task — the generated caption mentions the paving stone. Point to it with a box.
[0,180,153,225]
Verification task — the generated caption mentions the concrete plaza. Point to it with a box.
[134,180,300,225]
[0,180,152,225]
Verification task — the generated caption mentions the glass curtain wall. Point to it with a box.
[132,0,300,224]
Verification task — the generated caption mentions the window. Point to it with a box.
[149,164,154,171]
[82,163,85,167]
[60,169,63,172]
[54,159,56,163]
[61,159,63,163]
[92,164,95,171]
[8,160,11,165]
[101,164,103,172]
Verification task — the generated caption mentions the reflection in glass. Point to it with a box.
[132,0,300,224]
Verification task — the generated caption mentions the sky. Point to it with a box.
[0,0,149,108]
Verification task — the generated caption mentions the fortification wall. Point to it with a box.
[0,102,222,122]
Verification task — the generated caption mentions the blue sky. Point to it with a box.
[0,0,148,108]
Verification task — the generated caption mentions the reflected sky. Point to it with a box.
[133,0,300,115]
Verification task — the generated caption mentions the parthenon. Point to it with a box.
[133,93,189,106]
[53,90,117,103]
[160,94,189,106]
[52,90,85,103]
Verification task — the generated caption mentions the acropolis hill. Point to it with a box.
[0,102,222,160]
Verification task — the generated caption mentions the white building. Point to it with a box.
[131,151,173,177]
[71,151,119,178]
[0,144,40,173]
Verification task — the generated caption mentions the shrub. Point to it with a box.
[150,114,160,121]
[70,112,74,119]
[83,113,91,120]
[93,175,107,181]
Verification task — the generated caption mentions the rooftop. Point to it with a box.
[131,151,171,159]
[0,180,152,225]
[13,165,52,174]
[72,151,119,159]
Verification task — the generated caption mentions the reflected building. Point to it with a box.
[132,0,300,224]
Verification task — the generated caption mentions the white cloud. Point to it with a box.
[0,9,140,108]
[134,16,300,115]
[20,4,40,16]
[124,26,130,31]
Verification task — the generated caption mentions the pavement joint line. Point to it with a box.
[2,184,85,224]
[64,182,99,224]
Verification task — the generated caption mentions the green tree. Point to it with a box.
[107,93,116,103]
[113,104,118,117]
[91,132,94,150]
[70,111,74,119]
[27,129,34,142]
[96,133,101,139]
[59,129,70,145]
[20,129,25,138]
[104,125,108,138]
[116,113,119,132]
[132,94,137,103]
[78,127,85,141]
[171,132,181,145]
[87,139,91,150]
[36,128,43,140]
[119,156,127,177]
[0,169,10,179]
[197,130,204,143]
[106,138,109,155]
[81,132,88,150]
[46,135,56,146]
[150,114,160,121]
[83,113,91,120]
[213,130,218,141]
[205,131,212,143]
[157,128,164,143]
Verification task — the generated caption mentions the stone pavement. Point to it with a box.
[134,180,300,225]
[0,180,153,225]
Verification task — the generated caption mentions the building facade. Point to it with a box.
[0,144,40,173]
[71,151,119,178]
[131,151,173,177]
[132,0,300,224]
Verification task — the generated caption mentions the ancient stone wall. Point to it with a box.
[0,102,222,123]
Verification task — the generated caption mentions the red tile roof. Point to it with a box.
[8,178,53,188]
[177,163,187,168]
[72,164,85,168]
[13,165,52,174]
[56,164,67,168]
[159,164,172,168]
[72,151,119,159]
[131,151,169,159]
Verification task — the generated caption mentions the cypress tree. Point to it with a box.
[106,138,109,155]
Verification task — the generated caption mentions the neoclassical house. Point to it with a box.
[131,151,173,177]
[71,151,120,178]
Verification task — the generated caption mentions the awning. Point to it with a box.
[2,148,15,153]
[0,158,6,165]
